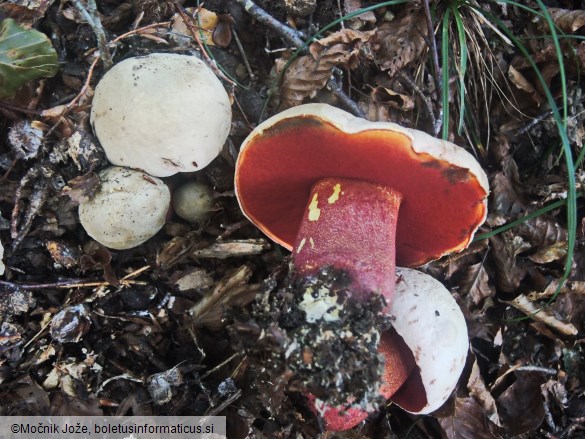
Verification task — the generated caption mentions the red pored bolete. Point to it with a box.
[235,103,488,301]
[234,103,489,429]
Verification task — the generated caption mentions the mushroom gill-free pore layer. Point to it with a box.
[235,108,488,267]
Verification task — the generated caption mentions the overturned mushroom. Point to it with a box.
[91,53,232,177]
[234,103,488,429]
[78,166,170,250]
[314,268,469,430]
[235,104,488,303]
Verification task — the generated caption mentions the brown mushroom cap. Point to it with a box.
[235,104,489,267]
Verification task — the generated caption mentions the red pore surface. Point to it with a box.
[235,116,487,267]
[293,178,402,301]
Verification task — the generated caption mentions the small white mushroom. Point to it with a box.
[78,166,170,250]
[172,181,215,223]
[91,53,232,177]
[389,267,469,414]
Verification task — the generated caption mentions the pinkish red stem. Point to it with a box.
[292,177,402,303]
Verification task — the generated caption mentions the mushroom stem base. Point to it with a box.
[292,177,402,302]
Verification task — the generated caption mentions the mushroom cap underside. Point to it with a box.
[235,104,489,267]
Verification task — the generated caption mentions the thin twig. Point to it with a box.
[514,110,554,136]
[232,27,254,82]
[396,71,437,128]
[71,0,113,69]
[516,365,557,375]
[328,73,365,118]
[44,55,100,139]
[110,21,171,44]
[234,0,304,48]
[422,0,443,136]
[0,266,150,291]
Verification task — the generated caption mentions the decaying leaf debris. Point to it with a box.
[0,1,584,438]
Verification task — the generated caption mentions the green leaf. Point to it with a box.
[0,18,59,98]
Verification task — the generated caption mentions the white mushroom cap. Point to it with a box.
[78,166,170,249]
[91,53,232,177]
[172,181,215,223]
[389,267,468,414]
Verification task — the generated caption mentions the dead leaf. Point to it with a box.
[460,262,495,306]
[506,294,578,336]
[62,172,100,205]
[497,373,546,435]
[371,86,414,110]
[467,360,501,427]
[343,0,376,26]
[376,7,427,76]
[489,233,530,293]
[488,158,527,220]
[439,397,497,439]
[508,65,543,106]
[171,7,218,47]
[516,215,567,250]
[278,29,376,108]
[546,8,585,33]
[527,241,567,264]
[0,0,55,26]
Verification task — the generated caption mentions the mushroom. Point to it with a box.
[172,181,215,223]
[314,268,469,430]
[91,53,232,177]
[234,103,488,428]
[78,166,170,250]
[235,103,488,302]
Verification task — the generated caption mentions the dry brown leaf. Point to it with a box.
[527,241,567,264]
[489,233,529,293]
[376,7,427,76]
[506,294,578,336]
[546,8,585,33]
[370,86,414,110]
[343,0,376,25]
[488,158,527,220]
[278,29,375,108]
[439,397,497,439]
[428,240,488,281]
[0,0,55,26]
[460,262,495,306]
[507,65,543,106]
[467,360,501,427]
[497,373,546,435]
[551,285,585,332]
[516,215,567,250]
